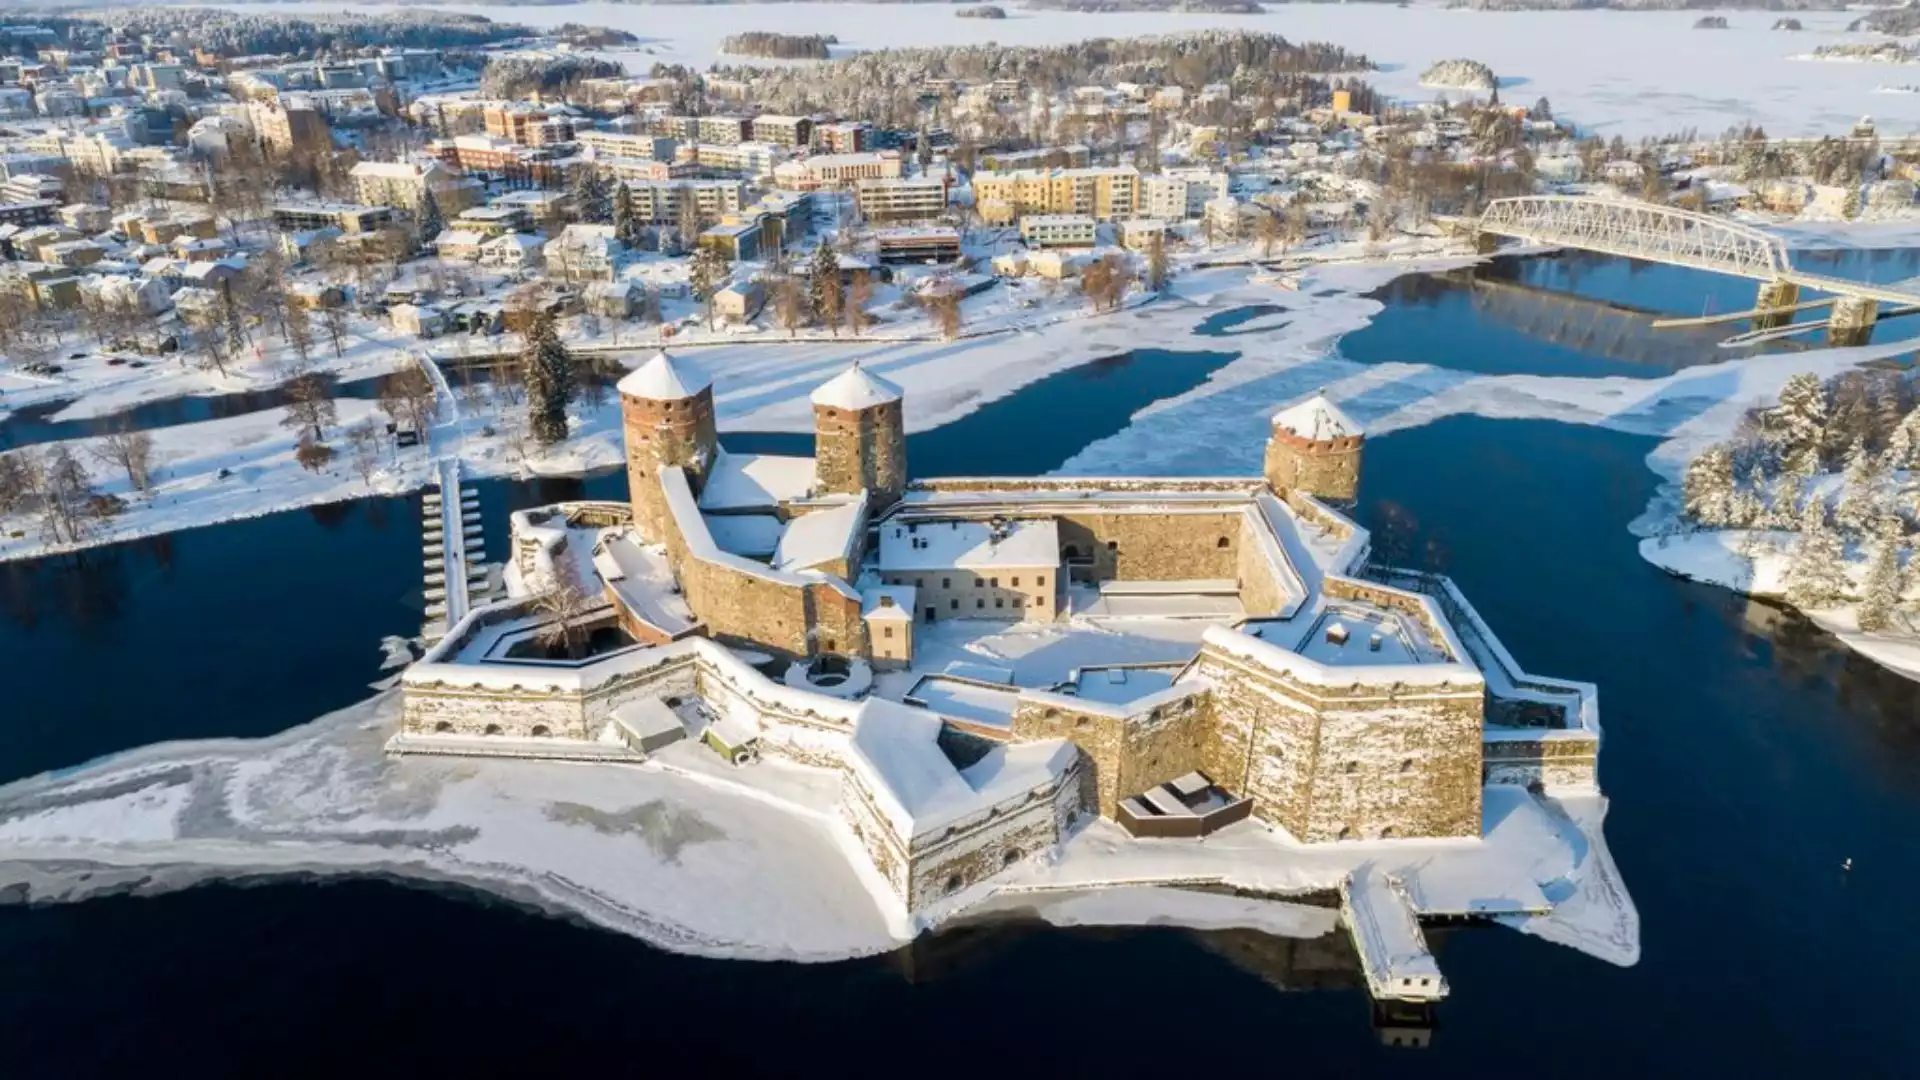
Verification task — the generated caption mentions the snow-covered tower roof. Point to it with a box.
[616,350,710,401]
[811,362,903,412]
[1271,391,1363,443]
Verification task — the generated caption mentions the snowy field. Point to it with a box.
[0,690,1637,966]
[250,1,1920,138]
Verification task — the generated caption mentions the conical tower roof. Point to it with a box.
[616,350,710,401]
[1271,391,1362,441]
[810,362,903,411]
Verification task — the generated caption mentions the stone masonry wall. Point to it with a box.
[1265,432,1362,505]
[814,401,906,506]
[1054,510,1245,583]
[1010,690,1207,817]
[623,388,717,543]
[1189,644,1483,842]
[1236,510,1292,617]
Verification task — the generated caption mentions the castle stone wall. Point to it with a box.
[814,401,906,506]
[623,388,718,543]
[1055,510,1245,583]
[1265,430,1362,505]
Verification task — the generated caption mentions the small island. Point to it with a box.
[956,4,1009,17]
[1693,16,1729,30]
[1419,58,1497,93]
[720,32,840,61]
[1772,18,1802,32]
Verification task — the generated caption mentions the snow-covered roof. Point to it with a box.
[847,697,1076,839]
[774,497,866,571]
[697,451,816,512]
[1271,391,1363,441]
[877,518,1059,572]
[810,363,902,411]
[862,585,916,620]
[616,350,710,401]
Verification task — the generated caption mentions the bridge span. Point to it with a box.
[1475,196,1918,344]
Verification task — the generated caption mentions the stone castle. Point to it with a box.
[396,352,1604,929]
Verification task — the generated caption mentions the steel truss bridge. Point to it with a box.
[1476,196,1920,306]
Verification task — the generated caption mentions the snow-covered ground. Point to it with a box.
[253,2,1920,138]
[0,689,1636,967]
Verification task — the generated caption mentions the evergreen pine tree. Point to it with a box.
[416,188,444,246]
[1785,496,1851,610]
[572,167,611,225]
[520,309,575,445]
[1769,372,1828,477]
[1858,514,1906,631]
[613,182,640,248]
[808,245,842,332]
[1835,437,1883,537]
[1683,444,1737,527]
[689,244,730,330]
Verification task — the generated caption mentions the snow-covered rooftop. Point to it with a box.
[811,363,902,411]
[774,497,866,571]
[616,350,710,402]
[847,697,1074,838]
[698,451,816,512]
[1272,391,1363,442]
[877,519,1060,573]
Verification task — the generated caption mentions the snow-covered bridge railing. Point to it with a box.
[1478,196,1791,281]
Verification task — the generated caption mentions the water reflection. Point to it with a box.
[0,371,404,452]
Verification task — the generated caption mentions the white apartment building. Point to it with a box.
[1020,214,1098,249]
[854,177,948,224]
[621,179,748,225]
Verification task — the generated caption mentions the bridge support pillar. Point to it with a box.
[1472,230,1499,256]
[1752,279,1800,331]
[1830,296,1879,347]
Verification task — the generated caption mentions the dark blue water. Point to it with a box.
[4,256,1919,1075]
[1340,249,1920,379]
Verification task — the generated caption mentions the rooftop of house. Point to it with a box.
[877,518,1060,573]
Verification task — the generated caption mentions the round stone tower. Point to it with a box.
[1264,391,1364,506]
[617,350,718,542]
[811,362,906,507]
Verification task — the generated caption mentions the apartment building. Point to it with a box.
[349,159,484,215]
[576,130,677,161]
[1140,169,1230,221]
[621,178,748,226]
[1019,214,1098,249]
[696,115,752,146]
[973,166,1141,224]
[815,122,868,154]
[751,114,812,148]
[855,177,949,224]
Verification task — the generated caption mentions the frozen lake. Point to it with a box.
[248,1,1920,137]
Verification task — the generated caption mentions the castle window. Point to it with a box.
[483,724,503,736]
[1012,577,1020,587]
[884,627,894,639]
[531,725,550,737]
[976,599,984,609]
[434,721,453,733]
[1036,576,1046,587]
[1346,761,1359,774]
[990,577,999,588]
[995,599,1004,608]
[1003,849,1021,867]
[1400,758,1412,773]
[1106,540,1118,552]
[950,599,959,610]
[944,875,963,895]
[1217,536,1230,548]
[942,577,951,589]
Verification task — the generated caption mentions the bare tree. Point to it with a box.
[89,426,158,493]
[281,371,338,442]
[924,289,962,340]
[295,435,336,473]
[773,274,808,337]
[320,302,350,359]
[37,445,102,544]
[533,552,599,660]
[284,299,316,370]
[344,419,383,489]
[848,271,874,335]
[0,449,39,519]
[379,367,439,441]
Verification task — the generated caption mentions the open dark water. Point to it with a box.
[4,257,1920,1076]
